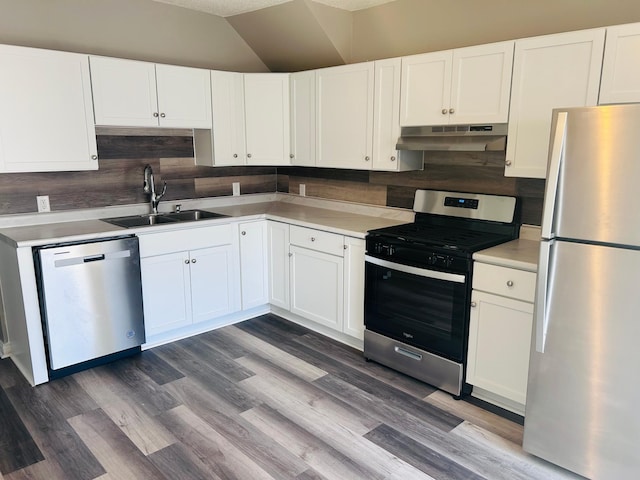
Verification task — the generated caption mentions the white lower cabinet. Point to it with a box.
[467,262,536,414]
[267,221,366,344]
[139,225,241,338]
[239,221,269,310]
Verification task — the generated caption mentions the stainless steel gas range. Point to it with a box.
[364,189,520,398]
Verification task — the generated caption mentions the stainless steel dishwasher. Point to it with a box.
[34,236,145,378]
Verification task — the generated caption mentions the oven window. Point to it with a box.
[365,261,469,362]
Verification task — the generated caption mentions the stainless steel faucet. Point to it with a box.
[143,164,167,215]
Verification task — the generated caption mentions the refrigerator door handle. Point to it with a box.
[535,240,552,353]
[541,111,568,239]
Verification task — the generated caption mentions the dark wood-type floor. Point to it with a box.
[0,315,581,480]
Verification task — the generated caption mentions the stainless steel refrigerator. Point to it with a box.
[523,104,640,479]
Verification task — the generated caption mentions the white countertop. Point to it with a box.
[0,196,414,248]
[473,237,540,272]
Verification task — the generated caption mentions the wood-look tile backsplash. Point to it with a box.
[0,135,545,225]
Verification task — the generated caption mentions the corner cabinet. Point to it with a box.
[466,262,536,415]
[316,62,375,169]
[505,29,605,178]
[290,70,316,166]
[90,56,212,128]
[0,45,98,173]
[239,221,269,310]
[244,73,291,166]
[138,225,241,339]
[599,22,640,104]
[400,41,514,126]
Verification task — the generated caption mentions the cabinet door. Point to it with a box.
[209,70,246,166]
[244,73,290,165]
[372,58,402,171]
[316,62,374,169]
[400,50,452,126]
[450,41,514,124]
[599,23,640,104]
[267,221,290,310]
[0,46,98,173]
[155,64,212,128]
[290,245,343,330]
[89,56,158,127]
[505,29,605,178]
[467,290,534,406]
[290,70,316,166]
[141,252,192,337]
[189,245,241,323]
[239,221,269,310]
[343,237,365,340]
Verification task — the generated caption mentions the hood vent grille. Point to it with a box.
[396,124,508,152]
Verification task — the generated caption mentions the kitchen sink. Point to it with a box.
[102,210,229,228]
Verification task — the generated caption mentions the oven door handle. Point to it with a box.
[365,255,466,284]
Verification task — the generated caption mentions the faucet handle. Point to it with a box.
[158,181,167,200]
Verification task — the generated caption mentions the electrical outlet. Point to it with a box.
[299,184,306,196]
[232,182,240,196]
[36,195,51,213]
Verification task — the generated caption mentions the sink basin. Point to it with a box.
[161,210,228,222]
[103,210,228,228]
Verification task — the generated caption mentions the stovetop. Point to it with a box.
[369,222,515,253]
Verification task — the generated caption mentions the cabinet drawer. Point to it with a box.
[138,223,234,257]
[290,225,344,257]
[473,262,536,302]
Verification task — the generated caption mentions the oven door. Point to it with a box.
[364,255,469,362]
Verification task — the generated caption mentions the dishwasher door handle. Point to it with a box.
[54,249,132,268]
[83,254,105,263]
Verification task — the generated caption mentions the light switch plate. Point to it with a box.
[299,184,306,196]
[232,182,240,196]
[36,195,51,212]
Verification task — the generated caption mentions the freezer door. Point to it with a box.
[546,104,640,247]
[524,240,640,479]
[38,237,145,370]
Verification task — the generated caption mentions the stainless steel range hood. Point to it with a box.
[396,124,508,152]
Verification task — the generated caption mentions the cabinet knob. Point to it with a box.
[311,237,316,242]
[288,252,293,257]
[247,153,252,158]
[160,112,166,118]
[449,108,455,114]
[184,259,190,264]
[505,160,512,167]
[343,244,348,250]
[191,258,197,264]
[470,301,477,308]
[241,231,246,236]
[365,156,370,161]
[233,153,238,158]
[91,155,98,160]
[390,156,396,162]
[153,112,159,118]
[289,154,294,159]
[506,280,514,287]
[442,108,448,115]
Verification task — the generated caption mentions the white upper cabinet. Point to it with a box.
[316,62,375,169]
[599,22,640,104]
[207,70,247,166]
[0,45,98,172]
[373,58,423,172]
[505,29,605,178]
[290,70,316,166]
[400,41,514,126]
[90,56,212,128]
[244,73,291,166]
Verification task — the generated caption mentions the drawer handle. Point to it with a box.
[394,346,422,361]
[506,280,514,287]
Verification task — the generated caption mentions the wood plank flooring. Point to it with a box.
[0,314,583,480]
